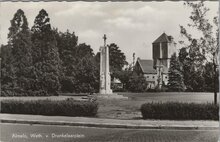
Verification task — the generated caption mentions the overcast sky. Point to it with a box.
[0,2,218,63]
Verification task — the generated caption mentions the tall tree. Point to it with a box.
[67,43,98,93]
[1,9,33,96]
[54,28,99,93]
[168,53,185,92]
[54,29,78,92]
[74,55,99,93]
[75,43,94,59]
[31,9,61,94]
[74,43,99,93]
[180,2,219,103]
[1,45,15,96]
[178,47,206,92]
[178,47,190,90]
[54,29,78,71]
[108,43,127,72]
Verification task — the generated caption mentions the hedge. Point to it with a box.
[140,102,219,120]
[1,98,98,117]
[1,89,50,97]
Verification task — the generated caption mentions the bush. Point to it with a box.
[140,102,219,120]
[1,98,98,117]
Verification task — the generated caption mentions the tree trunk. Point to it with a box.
[214,91,217,104]
[213,61,217,105]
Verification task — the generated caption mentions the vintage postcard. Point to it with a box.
[0,1,219,142]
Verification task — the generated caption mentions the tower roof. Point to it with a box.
[153,33,173,43]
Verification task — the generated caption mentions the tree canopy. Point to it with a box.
[31,9,61,94]
[1,9,33,96]
[179,1,219,103]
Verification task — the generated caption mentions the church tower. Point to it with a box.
[152,32,176,69]
[152,32,177,88]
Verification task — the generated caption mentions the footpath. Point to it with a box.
[0,113,218,130]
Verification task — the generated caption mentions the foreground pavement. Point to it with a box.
[0,113,219,130]
[0,123,219,142]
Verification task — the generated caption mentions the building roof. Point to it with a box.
[137,59,157,74]
[153,33,173,43]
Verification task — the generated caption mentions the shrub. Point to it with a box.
[140,102,219,120]
[1,98,98,117]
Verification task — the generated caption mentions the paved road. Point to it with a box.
[0,123,219,142]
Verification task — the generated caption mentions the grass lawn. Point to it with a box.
[97,92,219,119]
[1,92,219,120]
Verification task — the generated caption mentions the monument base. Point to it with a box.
[99,89,113,94]
[96,93,128,99]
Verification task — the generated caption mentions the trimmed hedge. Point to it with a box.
[1,98,98,117]
[140,102,219,120]
[1,89,50,97]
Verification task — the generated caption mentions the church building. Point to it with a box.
[134,32,177,89]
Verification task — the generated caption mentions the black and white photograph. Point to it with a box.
[0,1,219,142]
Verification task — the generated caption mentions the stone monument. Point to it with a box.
[98,34,127,99]
[99,34,113,94]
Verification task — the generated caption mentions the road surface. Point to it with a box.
[0,123,219,142]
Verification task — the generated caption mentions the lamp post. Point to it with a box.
[0,57,1,95]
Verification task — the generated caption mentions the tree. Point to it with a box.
[74,55,99,93]
[55,33,99,93]
[203,62,219,92]
[69,43,98,93]
[73,43,99,93]
[178,47,191,90]
[53,29,78,92]
[180,2,219,103]
[1,45,15,96]
[54,29,78,72]
[178,47,206,92]
[168,53,185,92]
[127,73,148,92]
[75,43,94,59]
[108,43,128,72]
[113,66,133,91]
[1,9,33,96]
[54,28,99,93]
[31,9,61,94]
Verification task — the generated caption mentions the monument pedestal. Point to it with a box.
[99,88,112,94]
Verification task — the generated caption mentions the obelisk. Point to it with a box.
[99,34,113,94]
